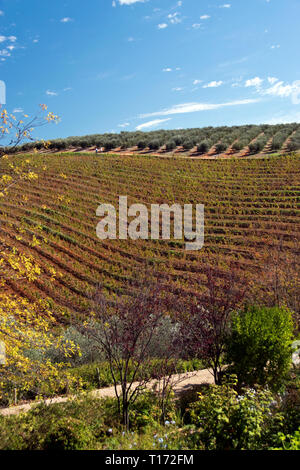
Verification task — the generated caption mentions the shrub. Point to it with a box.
[188,379,276,450]
[226,306,294,391]
[215,142,227,153]
[165,140,176,151]
[137,140,147,150]
[273,429,300,450]
[174,135,183,146]
[197,141,210,154]
[279,367,300,434]
[182,139,194,150]
[148,140,161,150]
[44,417,94,450]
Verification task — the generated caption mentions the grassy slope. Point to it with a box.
[0,152,299,319]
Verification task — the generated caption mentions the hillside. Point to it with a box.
[0,152,299,320]
[11,122,300,157]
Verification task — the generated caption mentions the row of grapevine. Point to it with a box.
[1,152,299,319]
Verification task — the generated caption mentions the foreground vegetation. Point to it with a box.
[0,366,299,450]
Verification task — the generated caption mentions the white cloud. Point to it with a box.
[168,12,181,24]
[263,80,300,103]
[192,23,201,29]
[200,15,210,20]
[136,118,171,130]
[119,0,147,4]
[203,80,223,88]
[172,87,184,91]
[140,99,259,118]
[220,4,231,8]
[158,23,168,29]
[0,11,4,16]
[118,122,130,128]
[163,67,172,72]
[193,79,202,85]
[46,90,58,96]
[13,108,23,113]
[60,17,73,23]
[245,77,263,88]
[271,44,280,49]
[0,35,17,43]
[245,77,300,105]
[0,49,11,57]
[268,77,278,85]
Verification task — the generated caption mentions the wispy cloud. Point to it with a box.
[244,76,300,104]
[136,118,171,130]
[140,99,259,118]
[203,80,223,88]
[46,90,58,96]
[0,35,17,43]
[119,0,147,5]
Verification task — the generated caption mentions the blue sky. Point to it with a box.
[0,0,300,140]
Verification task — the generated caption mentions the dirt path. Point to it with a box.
[0,369,214,417]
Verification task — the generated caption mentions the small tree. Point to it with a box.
[197,141,210,154]
[165,140,176,152]
[182,263,249,384]
[148,140,161,151]
[0,104,59,156]
[0,104,76,403]
[225,305,294,391]
[215,142,227,154]
[77,281,176,429]
[137,140,147,150]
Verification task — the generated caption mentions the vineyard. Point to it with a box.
[0,152,300,322]
[12,122,300,157]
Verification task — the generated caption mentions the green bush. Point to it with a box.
[165,140,176,151]
[182,139,194,150]
[215,142,227,153]
[188,379,277,450]
[279,367,300,434]
[272,428,300,450]
[148,140,161,150]
[44,417,94,450]
[226,306,294,391]
[197,141,210,153]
